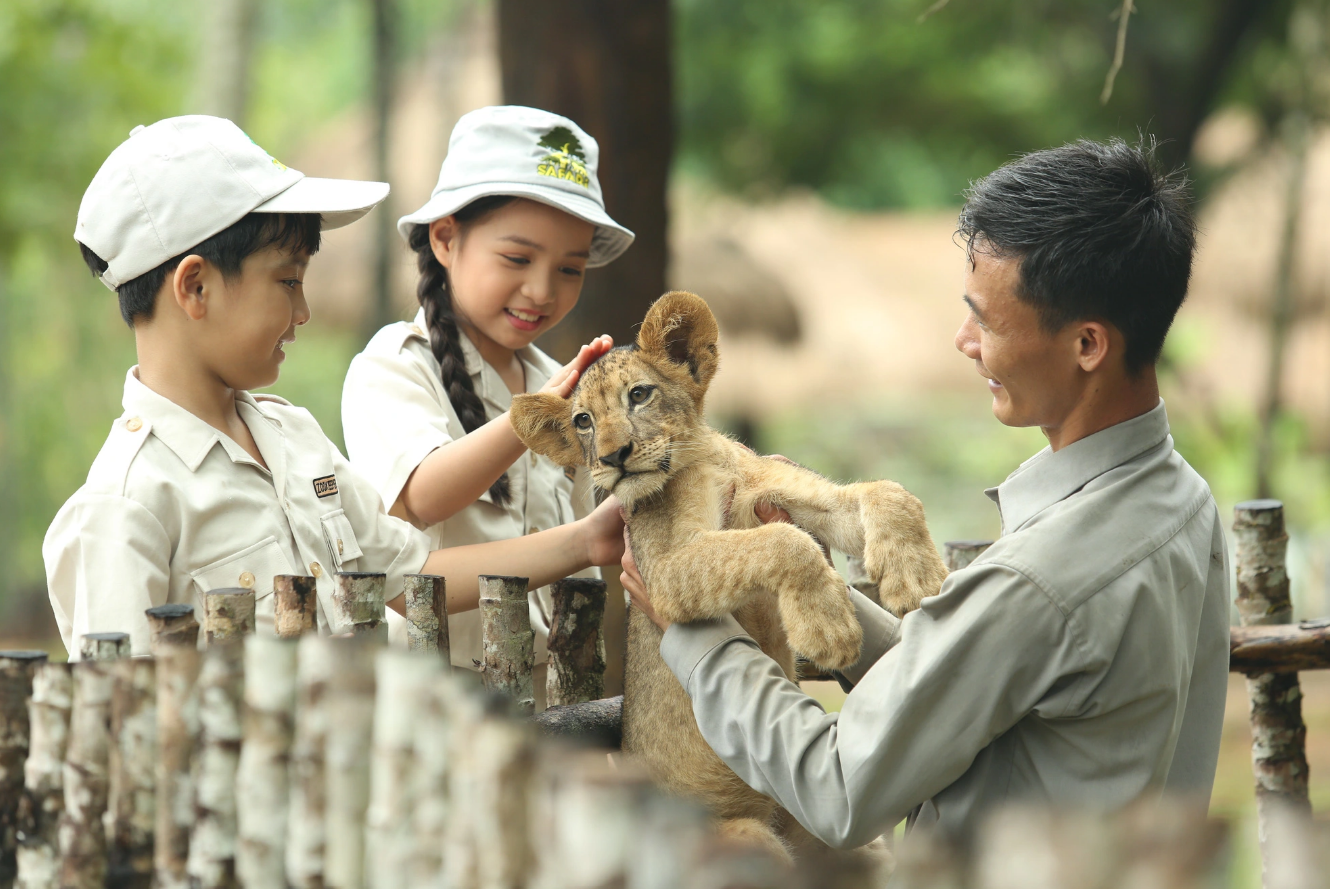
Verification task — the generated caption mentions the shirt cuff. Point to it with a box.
[838,587,902,686]
[660,614,750,693]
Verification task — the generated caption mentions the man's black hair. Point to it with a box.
[957,138,1196,375]
[79,212,323,328]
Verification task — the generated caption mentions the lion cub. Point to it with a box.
[511,292,947,861]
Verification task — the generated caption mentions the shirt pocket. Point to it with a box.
[189,536,292,604]
[320,508,365,573]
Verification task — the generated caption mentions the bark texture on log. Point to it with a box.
[153,646,201,889]
[1233,499,1311,884]
[367,651,441,889]
[479,575,535,715]
[274,576,318,639]
[107,658,155,889]
[472,713,535,889]
[235,637,297,889]
[333,573,387,641]
[145,605,199,655]
[324,639,376,889]
[285,635,333,889]
[943,540,992,573]
[0,652,45,889]
[443,688,484,889]
[410,679,458,889]
[205,590,256,644]
[531,696,622,749]
[16,662,69,889]
[187,642,244,889]
[58,659,115,889]
[546,578,607,708]
[403,575,448,660]
[78,634,129,663]
[1230,620,1330,674]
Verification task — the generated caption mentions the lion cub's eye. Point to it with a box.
[573,412,593,430]
[629,385,653,405]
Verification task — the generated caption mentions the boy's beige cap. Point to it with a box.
[397,105,634,268]
[76,115,390,291]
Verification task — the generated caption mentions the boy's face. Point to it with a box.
[195,246,311,391]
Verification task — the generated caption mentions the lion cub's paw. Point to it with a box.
[864,535,947,618]
[781,571,863,672]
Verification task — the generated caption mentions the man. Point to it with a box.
[621,138,1230,845]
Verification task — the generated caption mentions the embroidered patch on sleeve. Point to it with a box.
[313,475,339,498]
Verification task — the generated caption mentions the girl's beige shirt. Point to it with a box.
[341,307,600,671]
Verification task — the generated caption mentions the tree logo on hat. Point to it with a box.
[536,126,590,188]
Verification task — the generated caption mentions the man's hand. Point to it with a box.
[621,527,670,631]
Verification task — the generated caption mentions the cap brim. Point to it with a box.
[396,182,635,268]
[255,177,390,231]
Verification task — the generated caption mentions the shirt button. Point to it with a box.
[238,571,255,589]
[310,561,323,578]
[126,417,142,432]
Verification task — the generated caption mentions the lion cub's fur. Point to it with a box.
[511,292,948,861]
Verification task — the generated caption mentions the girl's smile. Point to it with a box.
[504,307,547,331]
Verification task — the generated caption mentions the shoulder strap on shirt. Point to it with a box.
[83,414,154,495]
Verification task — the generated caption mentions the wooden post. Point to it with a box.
[1233,500,1311,882]
[472,708,536,889]
[1230,620,1330,674]
[153,646,201,889]
[205,589,256,644]
[286,635,333,889]
[411,677,460,889]
[78,633,129,662]
[235,637,297,889]
[106,658,156,889]
[15,662,69,889]
[627,792,711,889]
[324,639,376,889]
[943,540,992,572]
[443,685,485,889]
[535,749,651,889]
[545,578,607,708]
[333,573,387,641]
[479,575,535,715]
[187,641,244,889]
[58,657,117,889]
[0,651,46,889]
[403,575,448,661]
[145,605,199,654]
[274,576,318,639]
[367,650,442,889]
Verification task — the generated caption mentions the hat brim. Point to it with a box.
[396,182,635,268]
[256,177,391,231]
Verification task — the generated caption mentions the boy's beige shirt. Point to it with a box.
[341,308,599,672]
[661,401,1231,845]
[44,369,431,658]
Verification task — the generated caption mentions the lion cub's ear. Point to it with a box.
[637,291,720,393]
[510,393,582,467]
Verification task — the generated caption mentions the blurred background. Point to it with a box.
[2,0,1329,879]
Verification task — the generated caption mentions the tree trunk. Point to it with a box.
[545,578,606,708]
[403,575,448,661]
[531,696,622,749]
[366,0,398,339]
[479,576,535,715]
[16,662,69,889]
[1233,500,1311,885]
[58,659,116,889]
[324,640,376,889]
[205,590,256,644]
[332,573,387,641]
[187,642,244,889]
[497,0,672,360]
[235,637,298,889]
[286,635,334,889]
[153,646,201,889]
[78,634,129,663]
[0,652,46,889]
[106,658,155,889]
[194,0,259,125]
[274,576,318,639]
[145,605,199,655]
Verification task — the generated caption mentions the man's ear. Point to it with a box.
[636,291,720,391]
[511,393,582,467]
[171,255,209,321]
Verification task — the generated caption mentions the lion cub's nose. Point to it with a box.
[600,443,634,469]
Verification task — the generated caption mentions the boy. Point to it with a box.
[45,116,625,658]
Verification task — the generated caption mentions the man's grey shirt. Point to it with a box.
[660,402,1230,846]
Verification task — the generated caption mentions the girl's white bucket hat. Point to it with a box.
[397,105,635,268]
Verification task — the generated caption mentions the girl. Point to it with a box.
[341,106,633,694]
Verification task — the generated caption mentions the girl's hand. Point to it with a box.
[542,335,614,399]
[578,494,627,567]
